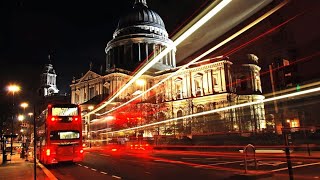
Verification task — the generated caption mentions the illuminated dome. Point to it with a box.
[113,0,168,39]
[105,0,176,72]
[117,1,165,30]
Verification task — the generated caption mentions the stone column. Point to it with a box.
[172,50,176,67]
[138,43,141,61]
[168,51,172,66]
[146,43,149,61]
[130,44,133,63]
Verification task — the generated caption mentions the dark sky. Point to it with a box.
[0,0,209,102]
[1,0,319,106]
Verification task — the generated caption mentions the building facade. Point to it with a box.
[70,0,266,142]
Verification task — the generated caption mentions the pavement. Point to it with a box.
[1,147,319,180]
[0,151,51,180]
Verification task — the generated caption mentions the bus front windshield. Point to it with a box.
[52,107,78,116]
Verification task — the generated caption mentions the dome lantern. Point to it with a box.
[134,0,147,8]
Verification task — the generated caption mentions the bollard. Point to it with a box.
[2,138,7,164]
[244,144,256,173]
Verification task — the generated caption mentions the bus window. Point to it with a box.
[50,130,80,140]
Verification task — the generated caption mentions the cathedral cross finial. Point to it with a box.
[48,54,51,63]
[89,61,93,70]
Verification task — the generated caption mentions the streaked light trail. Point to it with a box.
[84,0,232,117]
[92,85,320,134]
[95,0,289,117]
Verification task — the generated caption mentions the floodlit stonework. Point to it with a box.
[70,0,266,141]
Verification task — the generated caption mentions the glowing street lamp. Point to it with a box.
[18,115,25,121]
[28,112,33,118]
[20,102,29,111]
[7,84,21,95]
[6,84,21,155]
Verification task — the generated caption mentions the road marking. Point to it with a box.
[314,177,319,179]
[193,160,244,168]
[84,166,89,168]
[271,162,320,172]
[257,161,286,166]
[112,175,122,179]
[240,161,303,167]
[209,160,244,166]
[77,164,83,166]
[101,171,108,175]
[37,161,58,180]
[91,168,97,171]
[145,171,151,174]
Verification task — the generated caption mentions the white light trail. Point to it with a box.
[96,0,289,117]
[84,0,232,117]
[91,86,320,134]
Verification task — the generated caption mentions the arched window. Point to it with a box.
[175,77,183,99]
[194,73,203,96]
[197,106,204,113]
[177,110,183,117]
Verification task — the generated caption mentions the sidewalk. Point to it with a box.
[0,152,50,180]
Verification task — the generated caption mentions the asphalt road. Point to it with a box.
[46,148,320,180]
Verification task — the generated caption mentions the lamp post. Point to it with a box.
[7,84,21,156]
[18,114,25,158]
[20,102,29,159]
[28,112,33,119]
[20,102,29,112]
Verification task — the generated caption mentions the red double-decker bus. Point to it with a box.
[37,104,83,165]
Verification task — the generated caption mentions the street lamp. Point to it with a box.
[28,112,33,118]
[7,84,21,94]
[17,114,25,158]
[18,115,25,121]
[6,84,21,156]
[20,102,29,110]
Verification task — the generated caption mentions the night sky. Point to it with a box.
[0,0,209,101]
[1,0,319,108]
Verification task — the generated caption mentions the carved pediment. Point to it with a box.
[78,70,101,83]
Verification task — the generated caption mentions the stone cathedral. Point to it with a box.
[70,0,266,140]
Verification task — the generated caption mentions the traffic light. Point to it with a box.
[296,84,300,92]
